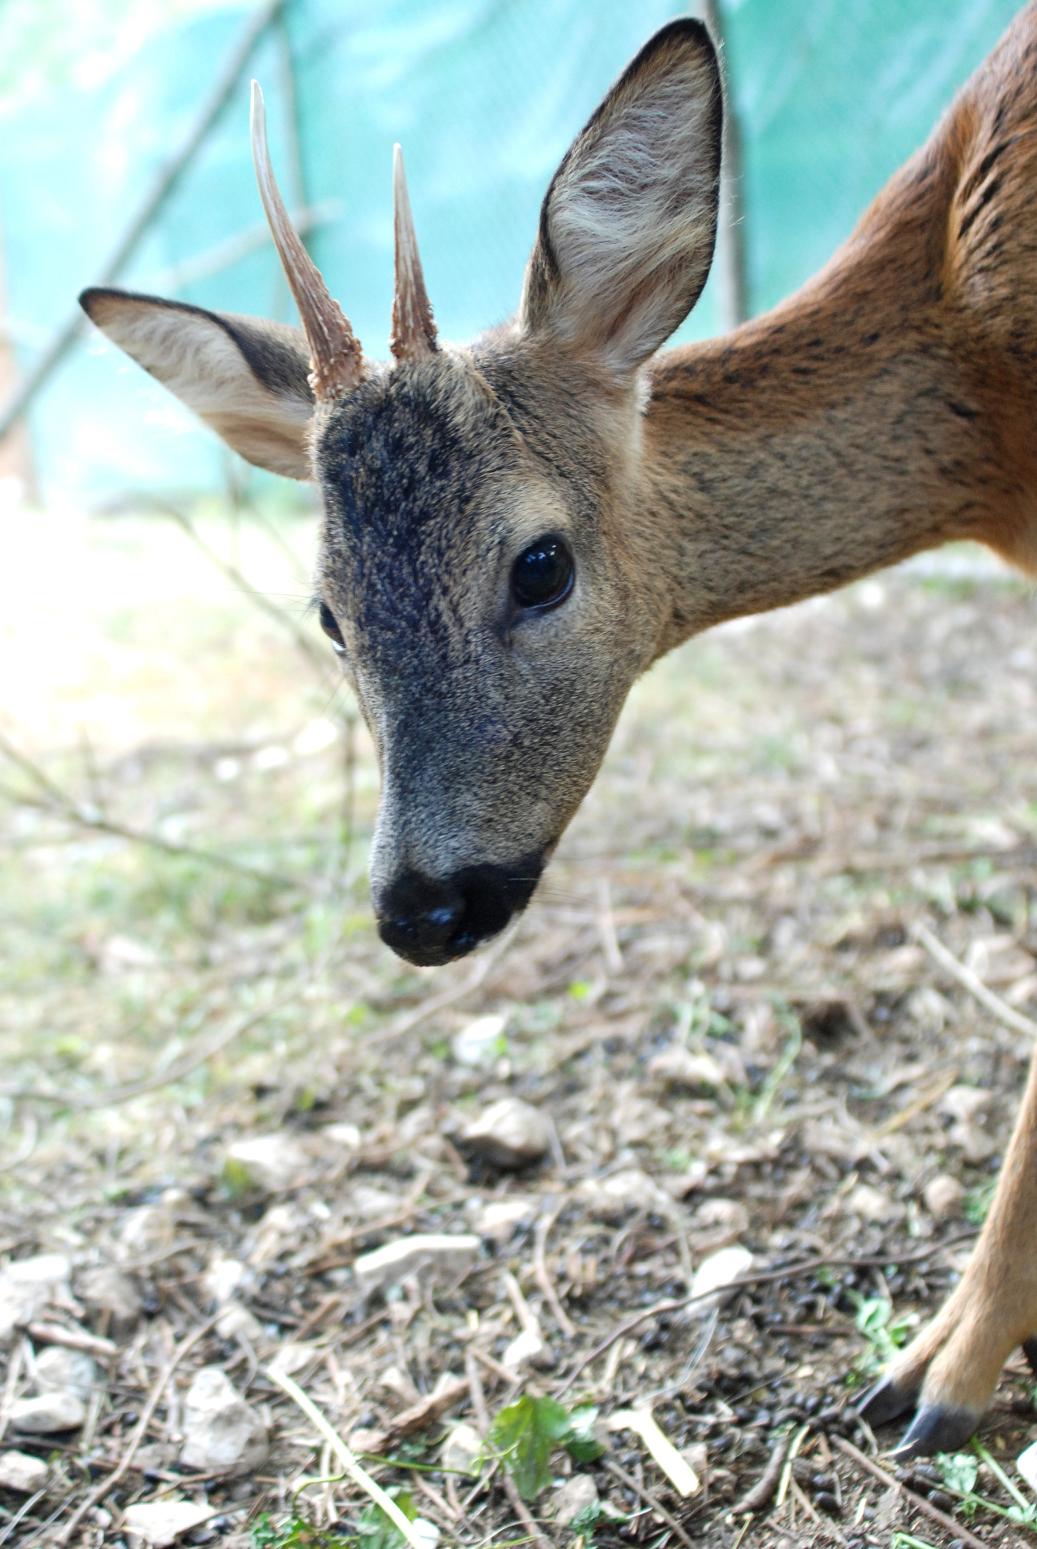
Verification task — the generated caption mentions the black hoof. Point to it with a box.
[857,1373,919,1429]
[1023,1337,1037,1376]
[892,1403,979,1458]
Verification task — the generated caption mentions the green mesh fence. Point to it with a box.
[0,0,1021,498]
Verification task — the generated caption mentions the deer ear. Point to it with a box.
[79,288,316,479]
[521,20,722,376]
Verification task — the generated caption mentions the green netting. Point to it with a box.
[0,0,1021,498]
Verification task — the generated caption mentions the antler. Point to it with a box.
[250,82,365,400]
[391,144,438,361]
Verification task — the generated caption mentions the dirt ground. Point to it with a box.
[1,505,1036,1548]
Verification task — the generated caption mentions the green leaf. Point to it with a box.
[937,1451,979,1495]
[357,1490,416,1549]
[490,1394,574,1500]
[563,1405,605,1463]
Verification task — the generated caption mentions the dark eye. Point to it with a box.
[511,535,574,612]
[319,601,347,656]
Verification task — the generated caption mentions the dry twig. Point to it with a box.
[913,920,1037,1040]
[831,1434,989,1549]
[604,1455,697,1549]
[54,1315,218,1544]
[556,1232,975,1395]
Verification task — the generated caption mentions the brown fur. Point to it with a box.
[81,7,1037,1451]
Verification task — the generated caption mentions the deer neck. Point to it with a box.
[640,153,1024,654]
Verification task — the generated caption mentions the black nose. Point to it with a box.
[375,858,544,967]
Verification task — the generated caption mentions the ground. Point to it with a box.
[1,499,1035,1548]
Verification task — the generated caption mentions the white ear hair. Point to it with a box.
[522,21,722,375]
[80,289,316,479]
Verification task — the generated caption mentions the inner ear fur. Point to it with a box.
[521,19,723,376]
[79,288,316,479]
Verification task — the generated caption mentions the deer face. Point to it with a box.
[80,20,721,965]
[312,352,663,963]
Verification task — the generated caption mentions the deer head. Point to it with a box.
[80,20,722,965]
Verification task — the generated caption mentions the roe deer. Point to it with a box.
[81,8,1037,1456]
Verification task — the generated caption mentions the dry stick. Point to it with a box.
[464,1350,552,1549]
[0,991,296,1110]
[54,1315,218,1545]
[533,1200,577,1338]
[269,1368,430,1549]
[913,920,1037,1040]
[831,1435,989,1549]
[604,1456,697,1549]
[25,1323,117,1360]
[730,1428,793,1515]
[0,730,296,890]
[0,0,284,443]
[555,1232,976,1396]
[819,841,1037,876]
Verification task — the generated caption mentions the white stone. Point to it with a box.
[452,1014,507,1067]
[579,1169,669,1221]
[5,1254,71,1287]
[203,1256,249,1305]
[225,1133,309,1192]
[78,1265,141,1325]
[923,1174,965,1219]
[354,1234,481,1294]
[180,1366,268,1477]
[648,1047,728,1091]
[9,1391,86,1433]
[248,1202,309,1264]
[0,1254,71,1341]
[940,1085,991,1122]
[469,1198,533,1241]
[321,1121,361,1150]
[461,1098,550,1168]
[33,1347,98,1399]
[440,1421,483,1476]
[553,1473,599,1525]
[690,1246,753,1309]
[215,1302,264,1343]
[503,1325,546,1371]
[0,1449,48,1493]
[846,1183,892,1224]
[118,1204,176,1257]
[690,1197,750,1246]
[123,1499,215,1545]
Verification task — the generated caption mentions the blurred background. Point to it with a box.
[4,7,1037,1542]
[0,0,1022,502]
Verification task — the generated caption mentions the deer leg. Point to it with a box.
[859,1038,1037,1456]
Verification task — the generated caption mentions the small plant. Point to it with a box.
[846,1291,915,1382]
[251,1515,355,1548]
[570,1499,628,1547]
[250,1493,420,1549]
[964,1178,997,1225]
[935,1445,1037,1531]
[488,1395,604,1501]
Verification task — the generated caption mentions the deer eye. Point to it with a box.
[511,536,574,612]
[319,601,347,656]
